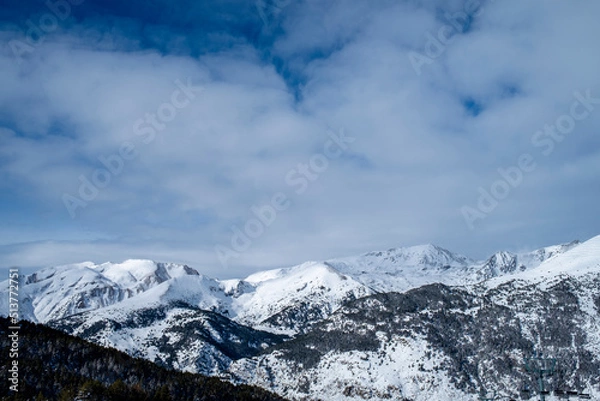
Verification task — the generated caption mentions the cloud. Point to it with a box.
[1,0,599,277]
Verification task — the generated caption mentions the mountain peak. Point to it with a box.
[358,242,472,270]
[96,259,199,285]
[6,260,201,323]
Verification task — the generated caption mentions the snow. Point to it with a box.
[486,235,600,287]
[222,236,599,401]
[97,259,159,284]
[0,260,201,323]
[1,235,598,401]
[326,244,474,292]
[0,237,589,330]
[231,261,372,327]
[229,334,473,401]
[244,268,288,284]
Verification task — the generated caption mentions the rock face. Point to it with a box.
[225,236,600,400]
[51,300,287,376]
[473,240,581,282]
[7,260,201,322]
[1,236,598,401]
[228,275,600,400]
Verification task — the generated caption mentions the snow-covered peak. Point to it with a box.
[245,261,346,285]
[95,259,199,289]
[87,273,231,320]
[1,237,592,334]
[324,244,473,293]
[232,261,372,331]
[244,267,288,284]
[473,251,519,281]
[516,240,580,268]
[356,243,472,271]
[24,261,97,284]
[2,259,200,323]
[471,240,582,282]
[524,235,598,277]
[486,235,599,287]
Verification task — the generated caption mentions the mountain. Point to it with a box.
[0,317,288,401]
[47,262,373,375]
[1,259,201,323]
[226,236,600,401]
[232,261,373,333]
[472,240,581,282]
[51,277,288,376]
[326,243,474,292]
[3,241,579,329]
[1,237,595,400]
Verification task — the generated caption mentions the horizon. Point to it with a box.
[3,233,592,280]
[1,0,599,279]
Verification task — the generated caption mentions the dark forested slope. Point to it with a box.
[0,317,288,401]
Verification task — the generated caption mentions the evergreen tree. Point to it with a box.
[0,317,288,401]
[152,385,172,401]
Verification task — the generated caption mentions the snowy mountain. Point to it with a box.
[1,236,597,400]
[0,260,200,323]
[327,243,474,292]
[226,236,600,401]
[233,261,373,333]
[3,241,579,328]
[48,263,374,374]
[51,290,287,376]
[472,240,581,282]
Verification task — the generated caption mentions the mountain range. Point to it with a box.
[2,236,598,400]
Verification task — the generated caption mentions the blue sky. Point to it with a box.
[1,0,599,278]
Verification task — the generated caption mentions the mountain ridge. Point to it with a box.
[0,238,585,328]
[225,236,600,400]
[2,236,598,401]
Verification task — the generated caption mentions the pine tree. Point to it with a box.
[57,388,76,401]
[78,380,105,401]
[108,379,128,400]
[152,385,172,401]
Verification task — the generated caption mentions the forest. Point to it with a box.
[0,317,288,401]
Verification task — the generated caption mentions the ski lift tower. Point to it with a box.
[524,352,557,401]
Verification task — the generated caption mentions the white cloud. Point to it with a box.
[1,0,599,276]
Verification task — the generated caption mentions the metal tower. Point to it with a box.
[524,352,557,401]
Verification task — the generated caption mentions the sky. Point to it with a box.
[0,0,599,278]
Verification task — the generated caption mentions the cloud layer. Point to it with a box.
[1,0,599,277]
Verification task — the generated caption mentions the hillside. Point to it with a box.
[1,237,598,400]
[0,317,288,401]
